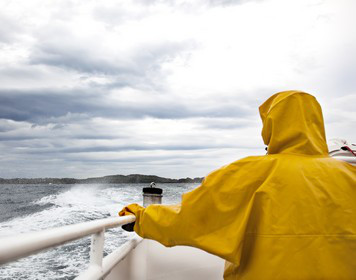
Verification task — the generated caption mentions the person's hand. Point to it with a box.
[118,203,144,232]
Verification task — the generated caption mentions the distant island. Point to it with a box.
[0,174,204,184]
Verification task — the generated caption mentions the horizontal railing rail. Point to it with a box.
[0,215,139,279]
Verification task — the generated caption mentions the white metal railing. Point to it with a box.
[76,235,142,280]
[0,215,142,279]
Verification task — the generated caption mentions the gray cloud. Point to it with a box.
[208,0,262,6]
[195,117,258,130]
[0,89,98,122]
[31,46,121,75]
[16,143,241,155]
[29,22,194,92]
[93,3,148,26]
[0,66,45,80]
[0,13,23,44]
[0,87,256,124]
[131,0,260,7]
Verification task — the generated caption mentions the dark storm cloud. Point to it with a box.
[0,88,255,124]
[0,89,98,122]
[0,134,43,141]
[18,143,239,155]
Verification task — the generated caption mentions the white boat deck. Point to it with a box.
[106,239,224,280]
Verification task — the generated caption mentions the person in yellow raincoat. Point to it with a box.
[119,90,356,279]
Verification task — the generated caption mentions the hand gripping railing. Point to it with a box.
[0,215,142,280]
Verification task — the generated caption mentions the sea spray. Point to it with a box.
[0,183,198,280]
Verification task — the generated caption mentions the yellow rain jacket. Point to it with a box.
[120,91,356,279]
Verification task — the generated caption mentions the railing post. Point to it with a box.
[143,182,163,207]
[90,229,105,268]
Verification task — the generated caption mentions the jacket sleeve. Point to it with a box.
[131,162,258,264]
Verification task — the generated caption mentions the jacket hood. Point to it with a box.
[259,90,328,155]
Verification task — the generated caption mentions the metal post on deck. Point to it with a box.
[90,229,105,269]
[143,182,163,207]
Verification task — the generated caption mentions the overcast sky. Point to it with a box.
[0,0,355,179]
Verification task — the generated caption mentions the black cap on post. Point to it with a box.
[142,187,163,195]
[143,182,163,206]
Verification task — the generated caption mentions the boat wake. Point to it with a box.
[0,183,196,280]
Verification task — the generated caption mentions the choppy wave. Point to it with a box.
[0,183,197,280]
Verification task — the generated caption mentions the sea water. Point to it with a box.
[0,183,198,280]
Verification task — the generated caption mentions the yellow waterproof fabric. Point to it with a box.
[119,91,356,279]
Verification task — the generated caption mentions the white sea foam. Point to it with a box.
[0,183,197,280]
